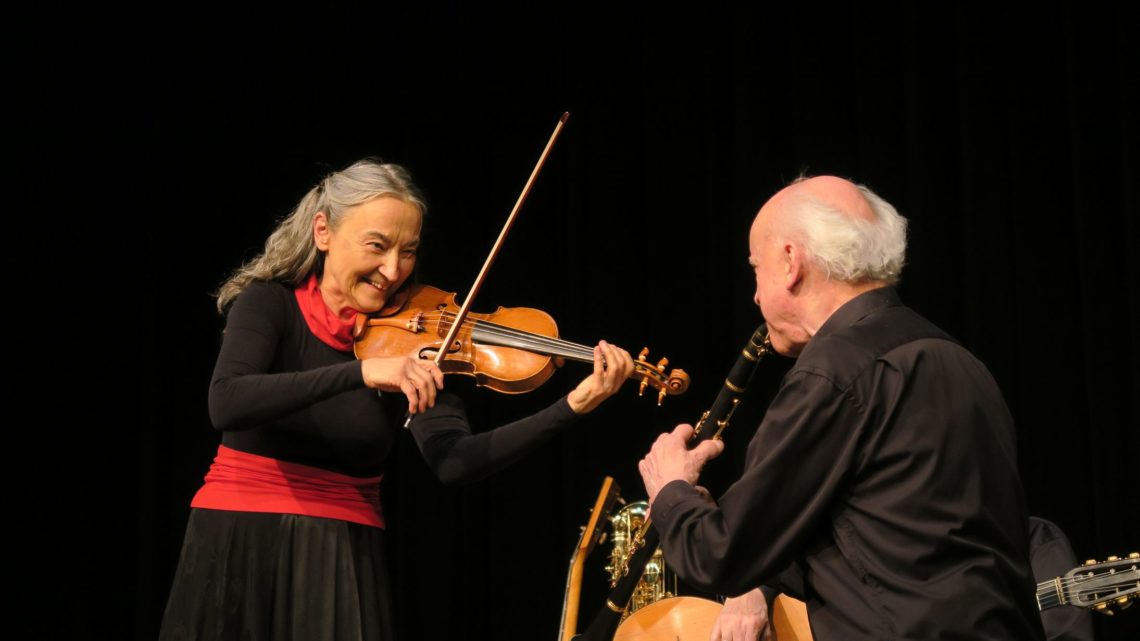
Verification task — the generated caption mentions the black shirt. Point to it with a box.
[652,287,1046,640]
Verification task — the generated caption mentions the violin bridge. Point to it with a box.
[406,311,424,333]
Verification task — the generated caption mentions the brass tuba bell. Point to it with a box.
[604,501,675,619]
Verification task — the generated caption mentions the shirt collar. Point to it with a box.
[812,286,901,341]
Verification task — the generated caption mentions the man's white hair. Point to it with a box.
[785,184,908,285]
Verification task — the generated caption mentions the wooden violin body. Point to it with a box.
[352,283,689,402]
[354,284,563,393]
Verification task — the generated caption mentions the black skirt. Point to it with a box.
[159,508,393,641]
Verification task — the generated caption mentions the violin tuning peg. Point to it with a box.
[656,357,669,371]
[638,378,649,397]
[657,388,667,406]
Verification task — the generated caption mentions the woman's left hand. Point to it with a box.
[567,340,634,414]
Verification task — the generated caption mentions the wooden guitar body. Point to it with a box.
[612,595,813,641]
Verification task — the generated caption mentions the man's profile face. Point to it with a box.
[749,206,798,355]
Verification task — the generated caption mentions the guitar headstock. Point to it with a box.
[1065,553,1140,614]
[578,477,622,556]
[633,348,690,405]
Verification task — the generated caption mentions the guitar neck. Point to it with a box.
[559,477,620,641]
[1035,554,1139,612]
[1036,577,1066,611]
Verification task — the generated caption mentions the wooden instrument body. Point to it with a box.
[612,595,813,641]
[356,284,562,393]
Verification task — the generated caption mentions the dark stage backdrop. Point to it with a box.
[12,4,1136,640]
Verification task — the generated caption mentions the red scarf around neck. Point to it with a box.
[294,273,358,352]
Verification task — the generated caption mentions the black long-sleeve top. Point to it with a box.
[651,287,1045,641]
[209,280,579,481]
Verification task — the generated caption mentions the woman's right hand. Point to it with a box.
[361,355,445,415]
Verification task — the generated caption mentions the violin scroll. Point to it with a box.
[635,348,690,405]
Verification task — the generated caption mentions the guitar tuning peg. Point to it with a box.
[1107,555,1121,561]
[1128,552,1139,559]
[1084,559,1098,566]
[1116,596,1131,608]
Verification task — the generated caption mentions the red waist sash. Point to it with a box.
[191,444,384,529]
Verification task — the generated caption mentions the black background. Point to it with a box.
[10,3,1137,640]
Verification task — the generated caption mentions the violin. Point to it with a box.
[352,283,689,404]
[352,113,688,406]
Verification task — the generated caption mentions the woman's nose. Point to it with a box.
[378,252,400,282]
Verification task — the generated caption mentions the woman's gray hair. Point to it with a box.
[786,183,908,285]
[216,159,427,313]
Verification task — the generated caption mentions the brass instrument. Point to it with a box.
[604,502,674,620]
[576,324,773,641]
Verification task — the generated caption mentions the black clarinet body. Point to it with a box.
[574,324,772,641]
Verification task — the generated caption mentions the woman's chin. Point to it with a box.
[354,283,390,311]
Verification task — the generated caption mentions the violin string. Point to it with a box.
[420,312,596,359]
[474,324,596,360]
[465,319,593,357]
[420,311,579,350]
[412,312,673,377]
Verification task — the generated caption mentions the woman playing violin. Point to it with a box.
[159,158,634,641]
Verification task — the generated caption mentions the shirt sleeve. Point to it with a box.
[208,282,365,431]
[407,392,581,486]
[651,369,864,596]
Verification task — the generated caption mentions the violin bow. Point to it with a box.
[405,112,570,426]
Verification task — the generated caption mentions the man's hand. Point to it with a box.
[710,588,771,641]
[638,424,724,505]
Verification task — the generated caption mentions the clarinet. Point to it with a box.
[574,324,772,641]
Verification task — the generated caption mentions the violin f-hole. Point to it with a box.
[418,340,462,361]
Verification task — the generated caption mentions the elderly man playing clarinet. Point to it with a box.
[638,176,1045,641]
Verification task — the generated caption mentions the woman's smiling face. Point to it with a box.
[314,196,422,316]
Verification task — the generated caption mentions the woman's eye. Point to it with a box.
[370,242,387,252]
[401,249,418,259]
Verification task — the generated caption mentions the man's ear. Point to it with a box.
[784,242,804,291]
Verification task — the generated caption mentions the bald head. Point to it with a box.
[758,176,875,237]
[752,175,907,285]
[747,176,907,354]
[793,176,876,222]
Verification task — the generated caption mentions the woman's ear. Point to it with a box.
[313,211,332,251]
